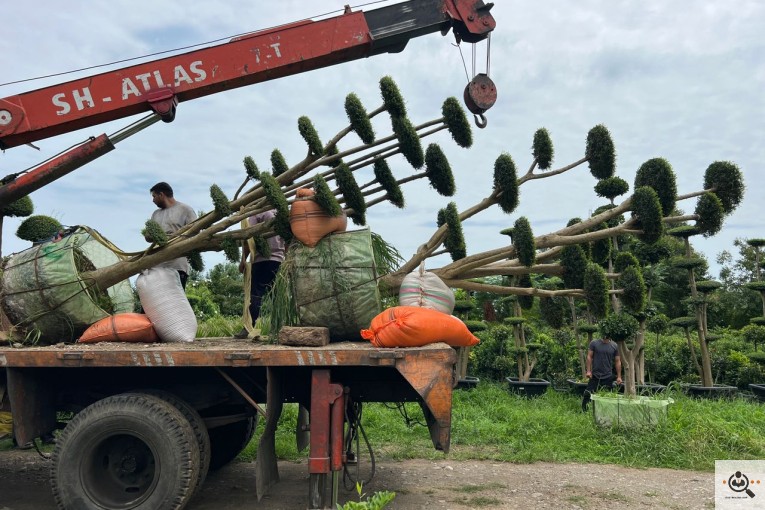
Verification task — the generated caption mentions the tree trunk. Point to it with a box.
[569,297,586,378]
[636,319,647,385]
[685,329,702,379]
[688,266,713,386]
[618,341,637,397]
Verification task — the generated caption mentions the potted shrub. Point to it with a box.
[502,317,550,397]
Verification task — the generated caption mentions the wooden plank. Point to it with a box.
[278,327,330,347]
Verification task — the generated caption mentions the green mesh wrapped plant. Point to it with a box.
[344,92,375,144]
[695,192,725,237]
[585,124,616,179]
[424,144,456,196]
[631,186,664,244]
[312,175,343,217]
[493,153,519,214]
[703,161,744,215]
[335,163,367,226]
[532,127,554,170]
[297,116,324,157]
[373,159,404,208]
[141,219,167,246]
[512,217,536,267]
[210,184,232,216]
[583,262,609,319]
[634,158,677,214]
[441,96,472,148]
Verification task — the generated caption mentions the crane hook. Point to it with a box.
[463,73,496,130]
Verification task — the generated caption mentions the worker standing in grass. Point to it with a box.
[146,182,197,289]
[234,209,285,339]
[582,335,622,412]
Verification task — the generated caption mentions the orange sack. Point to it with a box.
[78,313,160,344]
[290,188,347,247]
[361,306,480,348]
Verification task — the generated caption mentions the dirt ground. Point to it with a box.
[0,446,714,510]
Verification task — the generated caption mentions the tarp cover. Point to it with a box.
[1,227,133,343]
[290,228,381,341]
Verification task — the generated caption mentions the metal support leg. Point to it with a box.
[307,369,345,509]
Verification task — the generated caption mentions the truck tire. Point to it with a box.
[51,393,201,510]
[208,415,257,471]
[142,389,211,495]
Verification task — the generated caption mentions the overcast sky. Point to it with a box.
[1,1,763,280]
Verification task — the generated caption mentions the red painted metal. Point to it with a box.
[330,388,346,472]
[0,134,114,204]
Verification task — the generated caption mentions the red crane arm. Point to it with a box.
[0,0,495,151]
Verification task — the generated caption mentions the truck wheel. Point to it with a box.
[51,393,200,510]
[208,415,257,471]
[142,389,211,495]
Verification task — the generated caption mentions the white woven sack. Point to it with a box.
[398,265,455,314]
[136,267,197,343]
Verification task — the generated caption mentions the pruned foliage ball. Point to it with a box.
[380,76,407,118]
[243,156,260,180]
[253,235,272,260]
[593,204,624,229]
[567,217,582,227]
[141,219,168,246]
[505,316,527,326]
[594,176,629,202]
[424,144,456,196]
[374,159,405,208]
[561,244,588,289]
[589,223,611,265]
[271,149,289,178]
[323,144,341,167]
[632,238,673,265]
[391,115,425,169]
[465,320,487,333]
[210,184,232,216]
[2,195,33,217]
[257,172,291,240]
[442,96,472,148]
[618,265,646,314]
[517,273,534,310]
[221,238,240,263]
[598,312,639,342]
[578,322,599,334]
[539,279,567,329]
[438,202,467,261]
[703,161,744,215]
[670,316,698,329]
[746,238,765,248]
[493,153,519,214]
[312,175,342,217]
[335,163,367,226]
[635,158,677,215]
[614,252,640,272]
[532,128,554,170]
[646,314,670,334]
[667,225,701,238]
[345,92,375,144]
[584,262,609,319]
[585,124,616,179]
[695,280,722,293]
[187,250,204,272]
[695,192,725,237]
[670,256,706,271]
[298,116,324,157]
[513,217,536,267]
[631,186,664,244]
[744,281,765,293]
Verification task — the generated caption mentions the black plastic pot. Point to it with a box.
[566,379,589,396]
[687,384,738,399]
[749,383,765,402]
[506,377,551,398]
[456,376,480,390]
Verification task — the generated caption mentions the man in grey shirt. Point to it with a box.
[582,336,622,412]
[146,182,197,288]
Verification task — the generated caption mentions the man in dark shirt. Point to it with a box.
[582,336,622,412]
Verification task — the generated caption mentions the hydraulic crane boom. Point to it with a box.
[0,0,494,151]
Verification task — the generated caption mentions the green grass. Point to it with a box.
[241,383,765,472]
